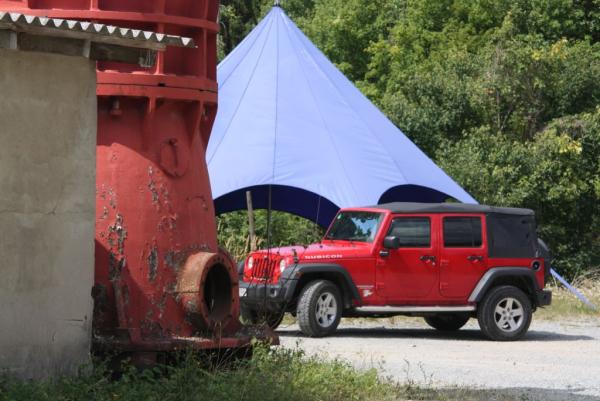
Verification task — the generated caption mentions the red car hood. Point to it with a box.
[252,240,373,262]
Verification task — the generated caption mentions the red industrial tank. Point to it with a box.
[1,0,270,355]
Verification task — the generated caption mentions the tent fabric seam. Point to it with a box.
[287,12,410,185]
[270,12,280,184]
[298,19,474,201]
[281,11,362,201]
[207,16,276,165]
[218,13,270,89]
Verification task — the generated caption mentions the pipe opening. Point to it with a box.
[203,263,232,322]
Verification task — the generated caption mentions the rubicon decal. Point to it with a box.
[357,285,375,298]
[304,254,343,260]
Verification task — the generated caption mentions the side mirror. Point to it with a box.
[383,236,400,250]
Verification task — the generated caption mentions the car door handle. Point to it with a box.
[467,255,483,262]
[420,255,436,263]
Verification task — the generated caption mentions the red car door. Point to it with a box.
[438,214,488,300]
[376,214,439,303]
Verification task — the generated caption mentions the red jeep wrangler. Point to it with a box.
[239,203,552,341]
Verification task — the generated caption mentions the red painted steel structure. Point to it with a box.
[0,0,270,353]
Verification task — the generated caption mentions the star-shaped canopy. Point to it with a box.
[207,6,476,226]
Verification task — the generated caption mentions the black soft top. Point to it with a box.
[371,202,534,216]
[363,202,538,258]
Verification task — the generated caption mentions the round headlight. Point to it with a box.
[247,256,254,269]
[279,259,287,272]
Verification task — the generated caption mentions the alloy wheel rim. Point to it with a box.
[315,292,337,328]
[494,297,524,333]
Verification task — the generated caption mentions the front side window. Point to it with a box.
[325,211,383,243]
[387,217,431,248]
[443,216,482,248]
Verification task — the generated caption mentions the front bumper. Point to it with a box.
[239,279,296,312]
[536,289,552,306]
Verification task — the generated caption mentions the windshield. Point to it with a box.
[324,211,383,243]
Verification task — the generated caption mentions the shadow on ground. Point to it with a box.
[278,327,595,342]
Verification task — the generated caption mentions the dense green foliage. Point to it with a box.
[217,0,600,277]
[218,210,323,261]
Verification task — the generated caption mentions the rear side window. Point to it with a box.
[443,217,482,248]
[487,214,536,258]
[387,217,430,248]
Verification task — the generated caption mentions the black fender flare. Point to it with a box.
[468,267,540,304]
[279,263,361,307]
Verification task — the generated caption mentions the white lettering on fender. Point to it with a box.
[357,285,375,298]
[304,254,343,260]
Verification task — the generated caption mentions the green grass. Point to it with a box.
[0,344,559,401]
[536,281,600,320]
[0,345,400,401]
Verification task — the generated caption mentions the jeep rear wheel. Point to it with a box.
[477,285,532,341]
[297,280,342,337]
[424,314,470,331]
[240,306,284,330]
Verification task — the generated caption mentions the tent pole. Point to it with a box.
[315,195,322,241]
[246,190,257,251]
[267,185,273,250]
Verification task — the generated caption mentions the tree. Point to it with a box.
[437,109,600,276]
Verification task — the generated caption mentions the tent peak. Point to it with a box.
[273,0,281,7]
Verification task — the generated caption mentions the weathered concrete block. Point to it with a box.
[0,49,96,379]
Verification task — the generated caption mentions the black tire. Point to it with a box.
[477,285,532,341]
[240,306,284,330]
[424,314,470,331]
[297,280,342,337]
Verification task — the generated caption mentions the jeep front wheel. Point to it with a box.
[424,314,470,331]
[477,285,532,341]
[297,280,342,337]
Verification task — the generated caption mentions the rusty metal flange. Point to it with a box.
[176,250,240,332]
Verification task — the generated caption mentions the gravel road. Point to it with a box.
[278,317,600,400]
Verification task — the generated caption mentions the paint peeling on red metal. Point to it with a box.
[0,0,277,352]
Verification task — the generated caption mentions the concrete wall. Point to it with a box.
[0,49,96,379]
